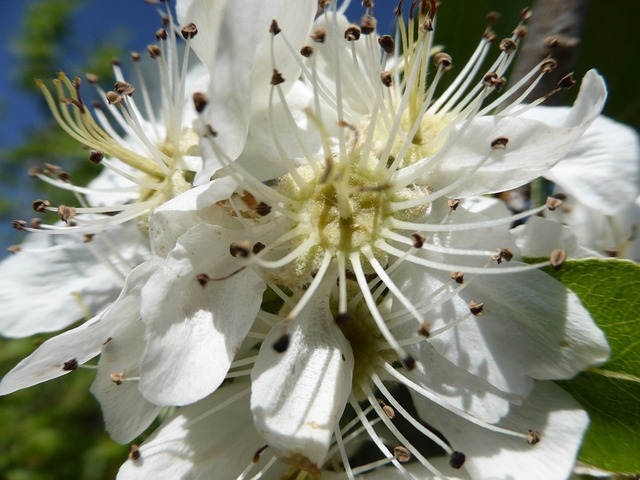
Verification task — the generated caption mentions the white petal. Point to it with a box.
[139,223,265,406]
[147,176,237,258]
[404,341,521,424]
[90,318,161,444]
[406,70,608,197]
[512,215,600,259]
[0,221,148,337]
[180,0,316,181]
[117,381,287,479]
[0,262,151,395]
[251,277,354,471]
[413,381,590,480]
[543,114,640,215]
[392,264,610,396]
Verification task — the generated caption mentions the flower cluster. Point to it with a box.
[2,0,638,479]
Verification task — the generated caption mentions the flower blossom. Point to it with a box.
[0,0,317,444]
[113,1,612,479]
[0,3,206,338]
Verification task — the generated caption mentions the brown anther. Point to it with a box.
[44,163,60,173]
[106,91,123,105]
[130,51,141,62]
[128,444,141,460]
[558,73,576,90]
[393,446,411,463]
[418,320,431,338]
[344,25,361,43]
[62,358,78,371]
[550,248,567,270]
[83,234,94,243]
[110,372,125,385]
[498,248,513,262]
[540,58,557,74]
[468,300,484,316]
[491,137,509,150]
[382,404,395,419]
[449,451,466,469]
[450,272,464,284]
[363,0,374,8]
[12,220,27,231]
[148,44,162,58]
[256,201,272,216]
[252,242,266,255]
[193,92,208,113]
[411,232,426,249]
[181,22,198,39]
[111,58,121,67]
[253,445,269,463]
[155,28,168,41]
[546,195,564,211]
[271,69,285,86]
[527,430,541,445]
[483,27,497,42]
[380,71,393,87]
[448,199,460,211]
[310,27,326,43]
[434,52,453,71]
[114,81,135,96]
[378,35,394,54]
[230,240,252,258]
[196,273,210,287]
[85,73,100,84]
[28,167,42,177]
[499,38,517,54]
[513,25,528,38]
[300,45,314,58]
[483,72,499,87]
[403,355,416,371]
[8,245,21,253]
[268,20,281,36]
[30,218,42,229]
[485,11,501,24]
[32,199,50,213]
[57,170,70,182]
[520,7,532,22]
[161,13,170,27]
[360,14,376,34]
[335,312,351,325]
[58,205,77,224]
[544,35,560,49]
[273,334,290,353]
[89,150,105,164]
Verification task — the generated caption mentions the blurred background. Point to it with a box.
[0,1,638,478]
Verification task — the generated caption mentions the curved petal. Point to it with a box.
[413,381,589,480]
[90,318,161,444]
[180,0,316,181]
[398,70,608,197]
[251,276,354,472]
[148,176,237,258]
[139,223,265,406]
[532,112,639,216]
[0,262,152,395]
[0,221,148,337]
[117,381,288,479]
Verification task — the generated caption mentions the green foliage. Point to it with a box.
[0,336,128,480]
[543,259,640,475]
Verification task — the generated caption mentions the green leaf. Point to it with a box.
[541,259,640,475]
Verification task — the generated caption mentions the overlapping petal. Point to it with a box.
[251,278,354,471]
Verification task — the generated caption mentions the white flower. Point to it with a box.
[522,108,640,260]
[113,2,612,478]
[0,0,318,444]
[0,4,205,338]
